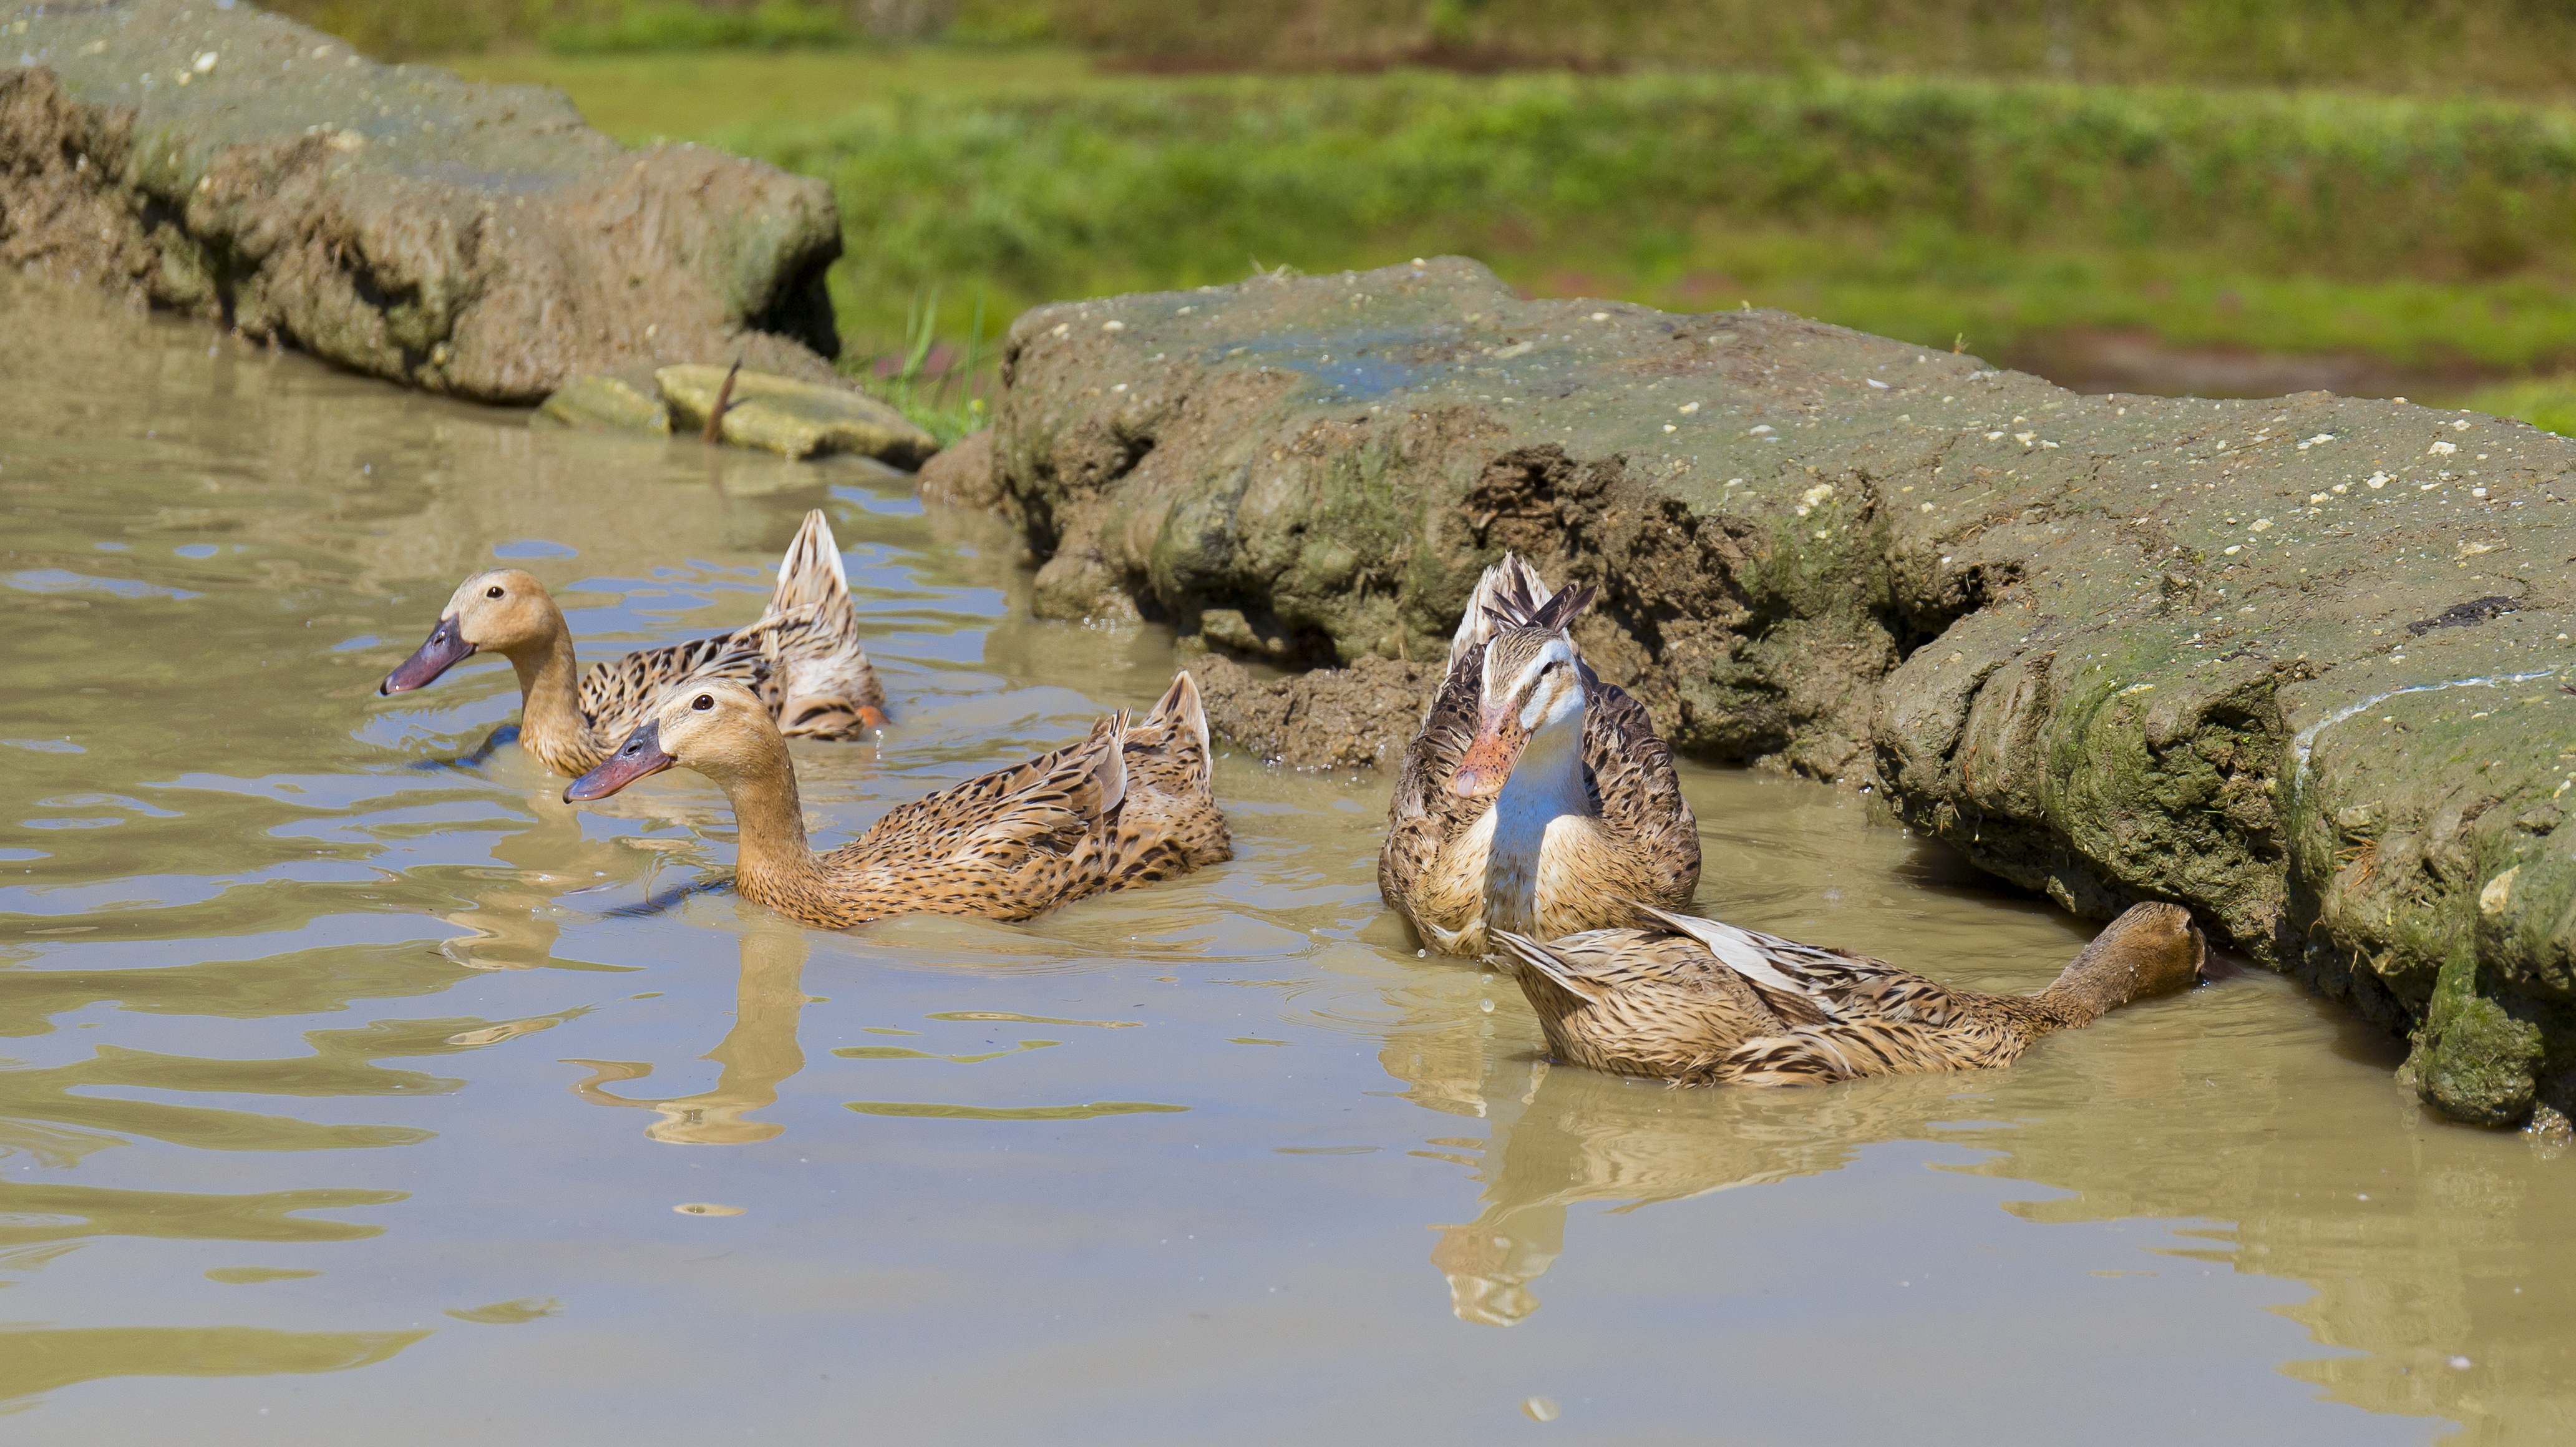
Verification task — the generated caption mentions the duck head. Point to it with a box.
[564,680,779,802]
[1448,627,1585,797]
[2043,901,2212,1024]
[379,568,559,694]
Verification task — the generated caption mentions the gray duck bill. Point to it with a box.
[381,615,474,694]
[565,721,674,801]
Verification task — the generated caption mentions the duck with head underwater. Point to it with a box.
[1379,553,1701,957]
[563,671,1229,928]
[1496,900,2212,1086]
[378,508,885,776]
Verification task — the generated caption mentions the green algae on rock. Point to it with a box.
[537,374,671,434]
[985,256,2576,1126]
[656,364,938,464]
[1,0,839,402]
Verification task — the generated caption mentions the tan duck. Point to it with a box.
[379,508,885,776]
[1497,900,2208,1086]
[1379,553,1700,957]
[562,672,1229,928]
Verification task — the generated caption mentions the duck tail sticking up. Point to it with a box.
[1446,552,1601,671]
[767,507,853,624]
[762,509,888,736]
[1144,668,1214,792]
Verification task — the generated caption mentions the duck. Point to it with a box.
[1495,900,2209,1086]
[561,671,1229,928]
[379,507,884,776]
[1378,553,1700,957]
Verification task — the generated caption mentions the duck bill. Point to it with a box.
[1446,708,1528,796]
[564,722,674,802]
[380,616,474,695]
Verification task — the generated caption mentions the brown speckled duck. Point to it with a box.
[1497,900,2208,1086]
[1379,553,1699,957]
[380,508,885,776]
[563,672,1229,928]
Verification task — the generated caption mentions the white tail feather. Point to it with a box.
[1094,713,1130,819]
[1628,902,1815,1000]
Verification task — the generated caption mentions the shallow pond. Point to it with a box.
[1,281,2569,1445]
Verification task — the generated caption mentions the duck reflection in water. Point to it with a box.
[563,922,811,1146]
[1388,983,1999,1327]
[434,781,743,972]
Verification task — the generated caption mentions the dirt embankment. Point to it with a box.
[1,0,838,401]
[959,256,2576,1128]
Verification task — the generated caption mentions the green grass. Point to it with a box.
[2456,374,2576,438]
[541,1,851,54]
[444,50,2576,432]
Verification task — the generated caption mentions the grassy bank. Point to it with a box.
[450,54,2576,402]
[294,1,2576,100]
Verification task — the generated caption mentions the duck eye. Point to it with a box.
[485,585,504,599]
[693,693,714,710]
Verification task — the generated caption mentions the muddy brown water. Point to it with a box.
[1,281,2569,1445]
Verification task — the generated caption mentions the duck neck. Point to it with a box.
[713,740,827,900]
[1481,706,1593,935]
[507,611,591,766]
[2033,953,2144,1029]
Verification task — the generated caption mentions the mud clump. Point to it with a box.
[2,1,839,401]
[916,429,1002,509]
[988,255,2576,1126]
[1187,653,1437,771]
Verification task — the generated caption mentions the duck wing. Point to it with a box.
[575,628,773,750]
[1717,1011,2028,1085]
[824,715,1128,920]
[759,509,885,737]
[1625,904,2024,1083]
[1578,660,1699,910]
[1495,927,1738,1003]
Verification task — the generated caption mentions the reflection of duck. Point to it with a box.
[1379,554,1699,957]
[379,508,885,775]
[564,672,1228,928]
[434,785,664,972]
[565,923,809,1145]
[1499,902,2207,1086]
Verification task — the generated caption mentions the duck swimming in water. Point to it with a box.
[1378,553,1700,957]
[379,508,884,776]
[563,672,1228,928]
[1497,900,2209,1086]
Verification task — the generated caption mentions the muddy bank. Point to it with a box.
[1183,653,1441,773]
[981,256,2576,1127]
[2,0,838,401]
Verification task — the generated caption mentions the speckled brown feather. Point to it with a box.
[536,510,883,773]
[1498,902,2207,1087]
[729,671,1228,929]
[1379,552,1699,955]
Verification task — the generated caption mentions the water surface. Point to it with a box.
[1,281,2566,1444]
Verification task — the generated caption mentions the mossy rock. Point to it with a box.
[984,255,2576,1127]
[657,365,938,466]
[537,375,671,435]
